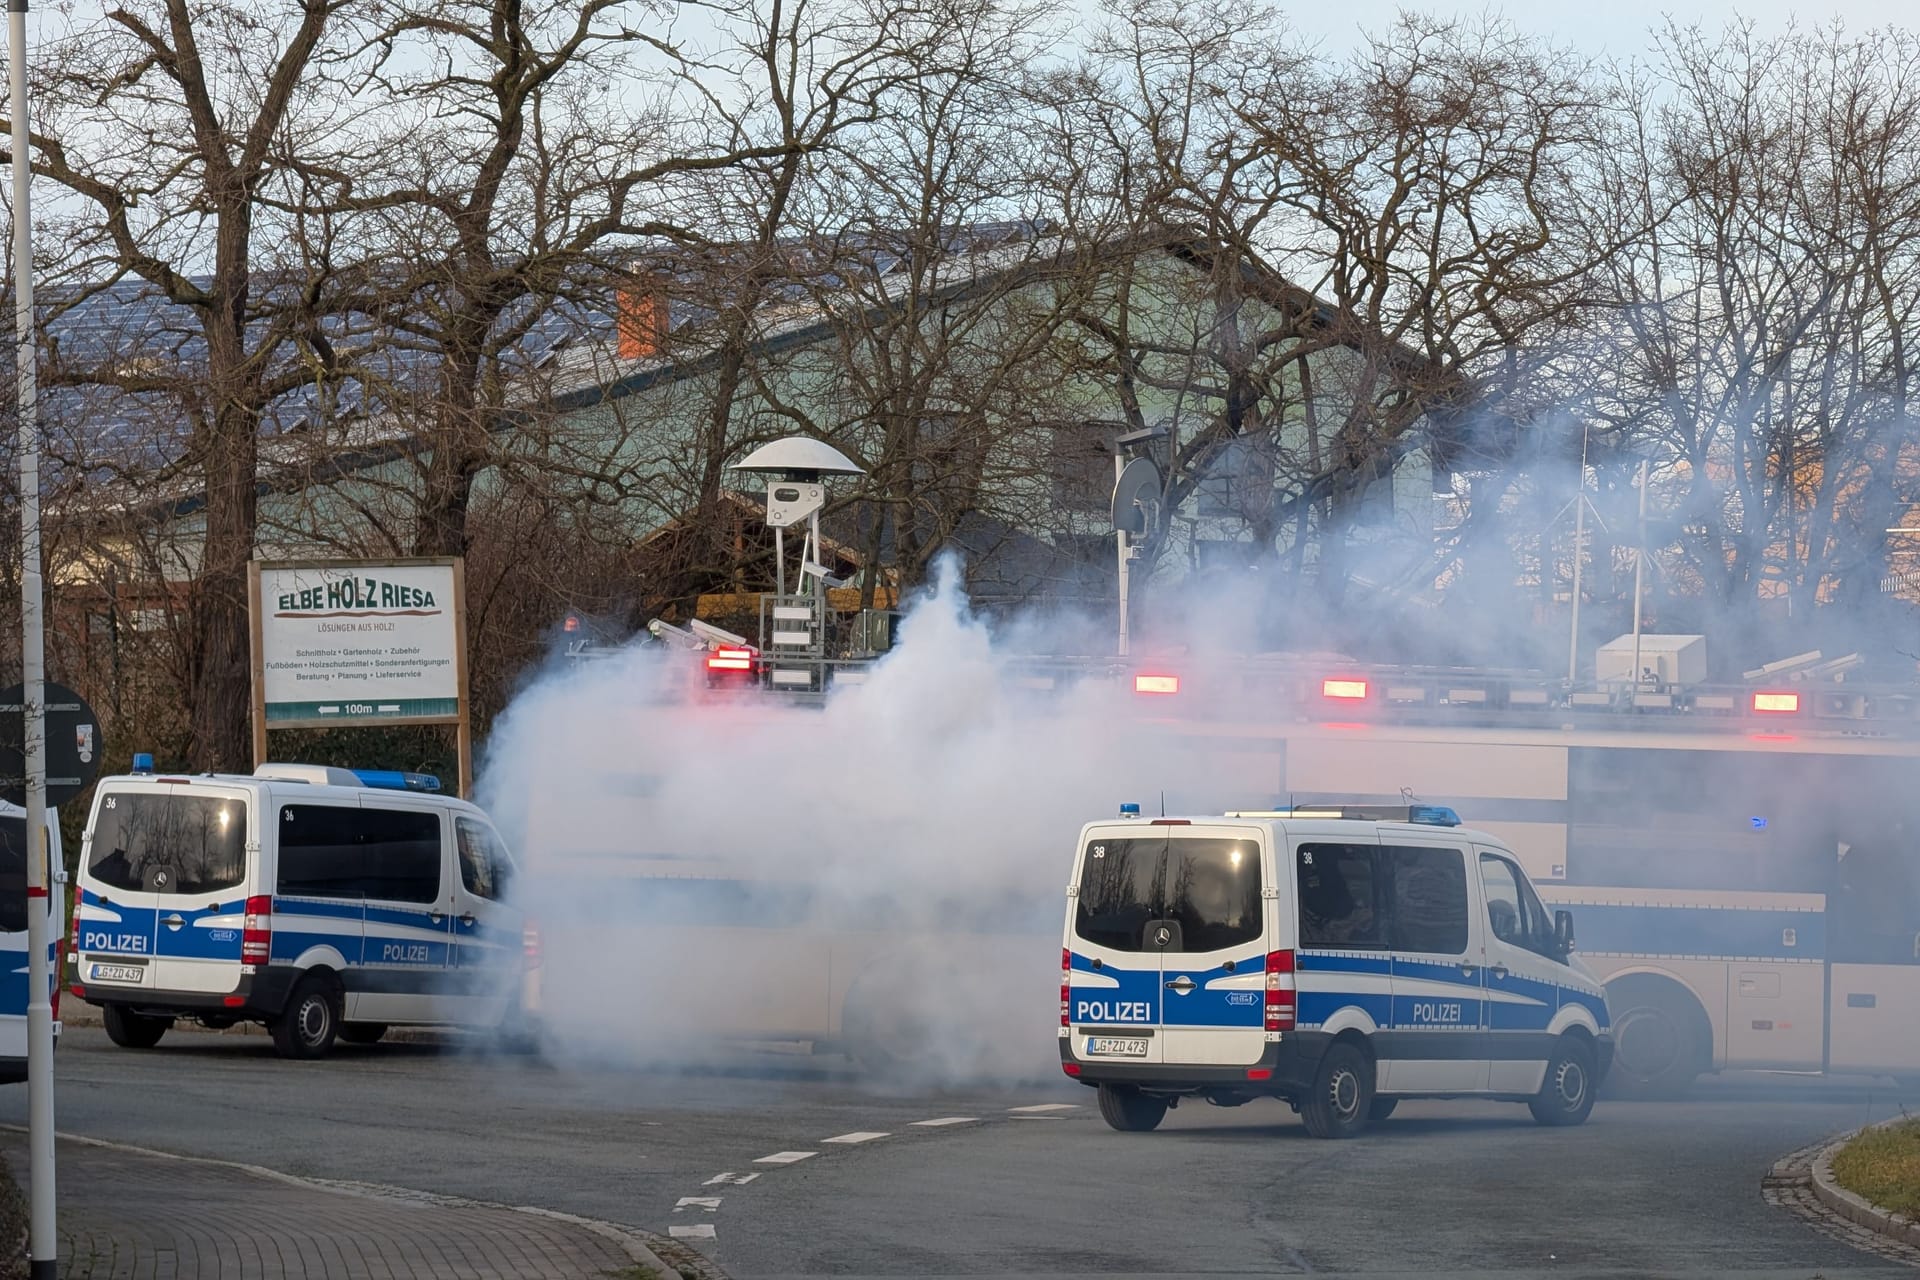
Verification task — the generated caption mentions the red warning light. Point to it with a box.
[1322,678,1369,700]
[707,646,757,672]
[563,614,581,633]
[1751,691,1800,714]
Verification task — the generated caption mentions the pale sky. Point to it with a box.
[1284,1,1916,57]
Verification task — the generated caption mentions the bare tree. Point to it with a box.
[7,0,373,769]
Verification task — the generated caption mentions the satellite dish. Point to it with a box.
[731,437,865,480]
[1111,457,1162,535]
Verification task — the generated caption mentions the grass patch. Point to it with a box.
[1831,1117,1920,1219]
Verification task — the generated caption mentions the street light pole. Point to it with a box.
[9,3,59,1275]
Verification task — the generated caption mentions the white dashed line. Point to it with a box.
[1008,1103,1079,1113]
[670,1224,717,1240]
[704,1171,761,1185]
[910,1117,979,1127]
[754,1151,817,1164]
[822,1131,890,1144]
[675,1196,723,1211]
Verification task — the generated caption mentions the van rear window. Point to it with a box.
[0,818,30,931]
[88,791,248,896]
[1075,836,1262,953]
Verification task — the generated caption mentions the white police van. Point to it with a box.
[1,800,62,1082]
[1062,804,1612,1137]
[69,758,528,1059]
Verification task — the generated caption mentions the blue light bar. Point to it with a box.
[1119,802,1141,816]
[352,769,442,793]
[1407,805,1461,827]
[131,753,153,775]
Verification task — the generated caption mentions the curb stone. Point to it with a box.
[1,1126,700,1279]
[1809,1118,1920,1250]
[1763,1137,1920,1267]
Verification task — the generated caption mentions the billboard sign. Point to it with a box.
[250,559,465,726]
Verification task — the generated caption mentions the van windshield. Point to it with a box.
[88,790,248,896]
[1075,835,1262,953]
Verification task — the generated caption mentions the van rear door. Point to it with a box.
[1156,828,1268,1067]
[1068,831,1167,1066]
[80,784,251,995]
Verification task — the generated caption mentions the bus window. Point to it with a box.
[1830,819,1920,965]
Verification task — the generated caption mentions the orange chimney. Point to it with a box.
[616,283,670,360]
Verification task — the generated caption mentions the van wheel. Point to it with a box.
[339,1023,387,1046]
[1607,987,1702,1099]
[1097,1084,1169,1132]
[102,1005,170,1050]
[272,976,341,1060]
[1300,1042,1374,1139]
[1529,1037,1598,1126]
[1367,1097,1398,1123]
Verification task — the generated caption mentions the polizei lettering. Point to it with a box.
[82,930,150,954]
[277,579,438,613]
[1074,998,1152,1023]
[1411,1001,1463,1023]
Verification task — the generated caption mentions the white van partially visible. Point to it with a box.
[0,799,63,1084]
[70,760,530,1059]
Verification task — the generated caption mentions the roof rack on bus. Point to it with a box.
[1227,804,1462,827]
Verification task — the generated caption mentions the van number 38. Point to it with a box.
[381,943,430,963]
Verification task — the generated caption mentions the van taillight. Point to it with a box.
[1060,948,1071,1028]
[242,896,273,964]
[523,918,542,968]
[70,896,81,952]
[1264,949,1296,1032]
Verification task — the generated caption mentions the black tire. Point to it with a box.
[1097,1083,1169,1132]
[1367,1096,1398,1123]
[339,1023,388,1046]
[102,1005,170,1050]
[271,975,341,1060]
[1530,1036,1599,1126]
[1300,1041,1374,1139]
[1606,987,1703,1099]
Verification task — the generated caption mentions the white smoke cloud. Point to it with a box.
[478,558,1263,1084]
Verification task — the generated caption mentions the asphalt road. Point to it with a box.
[7,1029,1918,1279]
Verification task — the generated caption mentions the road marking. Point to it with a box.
[1008,1103,1078,1113]
[675,1197,723,1211]
[822,1131,890,1144]
[754,1151,816,1164]
[669,1224,717,1240]
[704,1172,761,1186]
[910,1117,978,1127]
[1011,1115,1068,1120]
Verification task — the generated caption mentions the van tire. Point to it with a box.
[1097,1084,1169,1132]
[272,976,341,1060]
[340,1023,387,1046]
[102,1005,170,1050]
[1367,1097,1398,1123]
[1300,1042,1374,1139]
[1605,980,1705,1099]
[1530,1036,1598,1126]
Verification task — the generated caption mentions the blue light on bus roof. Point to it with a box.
[1407,805,1461,827]
[352,769,442,793]
[1751,816,1768,830]
[1119,802,1141,816]
[131,752,153,775]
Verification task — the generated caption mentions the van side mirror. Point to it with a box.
[1554,909,1576,958]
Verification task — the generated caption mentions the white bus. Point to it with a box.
[530,649,1920,1092]
[1143,674,1920,1097]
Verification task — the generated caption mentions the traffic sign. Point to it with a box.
[0,681,104,808]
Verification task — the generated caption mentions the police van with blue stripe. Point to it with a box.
[69,759,529,1059]
[1062,804,1612,1136]
[1,800,62,1082]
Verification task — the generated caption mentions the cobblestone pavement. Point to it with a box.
[1762,1137,1920,1269]
[6,1135,667,1279]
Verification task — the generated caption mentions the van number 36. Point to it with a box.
[381,944,430,963]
